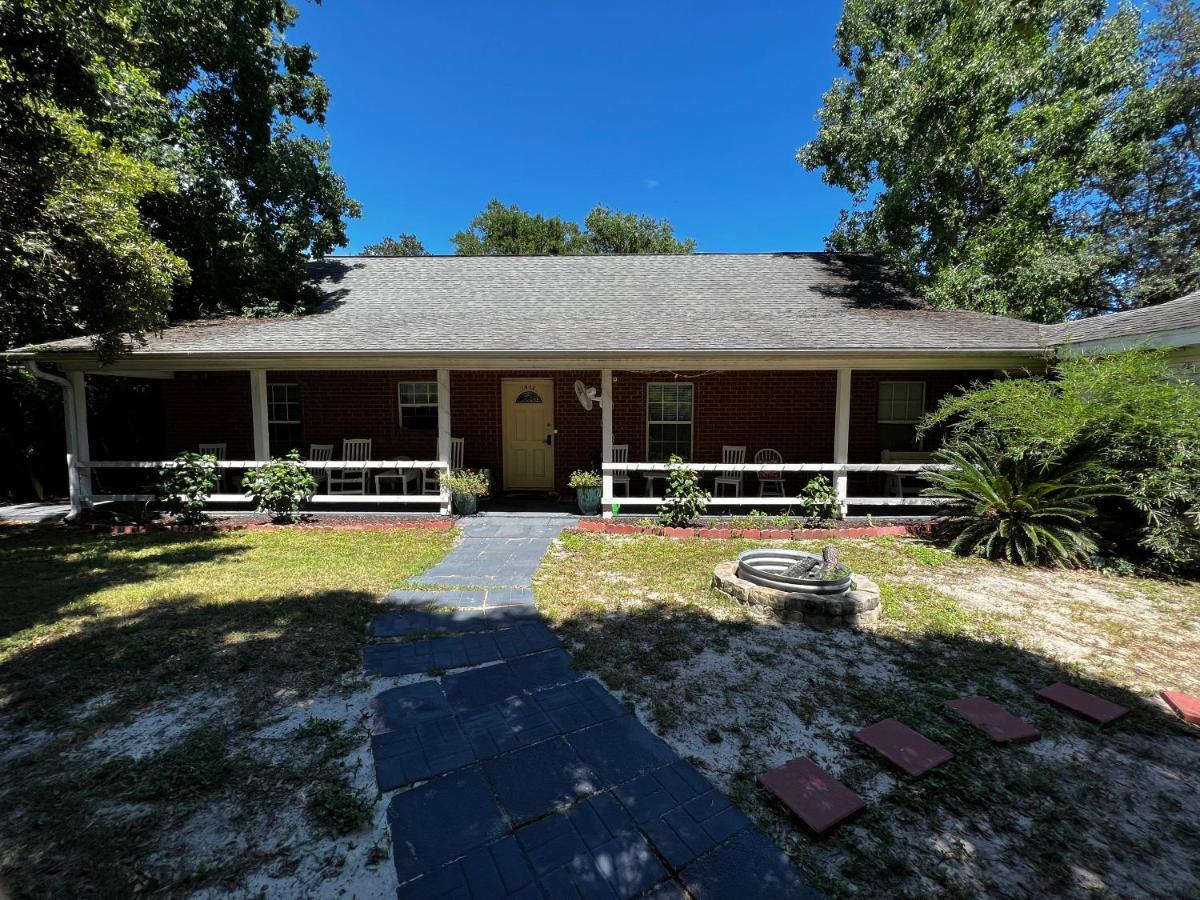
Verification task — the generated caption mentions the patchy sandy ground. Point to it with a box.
[537,534,1200,899]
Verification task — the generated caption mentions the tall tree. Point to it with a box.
[1068,0,1200,313]
[451,200,694,256]
[362,234,430,256]
[0,0,359,355]
[799,0,1145,322]
[581,205,695,254]
[452,200,582,255]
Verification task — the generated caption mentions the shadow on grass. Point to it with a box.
[0,525,250,645]
[544,595,1200,898]
[0,585,380,896]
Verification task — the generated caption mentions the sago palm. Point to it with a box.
[923,446,1111,567]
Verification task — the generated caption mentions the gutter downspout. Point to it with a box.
[25,361,83,519]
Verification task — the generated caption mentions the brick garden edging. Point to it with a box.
[573,520,935,540]
[87,519,455,536]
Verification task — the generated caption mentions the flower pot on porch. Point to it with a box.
[452,492,479,515]
[575,486,602,516]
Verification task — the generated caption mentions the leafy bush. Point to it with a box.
[242,451,317,523]
[441,468,490,498]
[797,474,841,520]
[656,455,710,527]
[568,470,602,489]
[923,349,1200,571]
[155,452,220,524]
[923,446,1112,566]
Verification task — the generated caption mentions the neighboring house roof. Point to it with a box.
[7,253,1048,360]
[1040,289,1200,348]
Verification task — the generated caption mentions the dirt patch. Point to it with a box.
[537,533,1200,898]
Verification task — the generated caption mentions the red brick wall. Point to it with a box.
[267,370,439,459]
[163,372,254,457]
[611,370,838,463]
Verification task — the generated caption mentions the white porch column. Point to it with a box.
[600,368,614,518]
[833,367,851,518]
[250,370,269,459]
[437,368,451,515]
[68,370,92,507]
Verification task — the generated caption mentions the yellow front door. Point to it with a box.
[501,379,555,490]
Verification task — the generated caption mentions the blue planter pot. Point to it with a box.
[576,486,602,516]
[453,492,479,515]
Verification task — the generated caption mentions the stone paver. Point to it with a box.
[364,515,823,898]
[756,757,867,837]
[387,766,507,884]
[1036,682,1130,725]
[946,696,1041,745]
[853,718,954,777]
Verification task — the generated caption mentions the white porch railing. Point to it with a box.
[600,461,954,516]
[79,459,452,514]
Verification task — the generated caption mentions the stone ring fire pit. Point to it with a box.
[712,545,881,627]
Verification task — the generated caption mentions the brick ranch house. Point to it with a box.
[6,254,1199,517]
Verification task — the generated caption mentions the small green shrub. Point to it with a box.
[568,469,602,489]
[155,452,220,524]
[307,777,372,835]
[242,451,317,523]
[441,468,490,497]
[923,445,1112,567]
[797,474,841,520]
[656,455,710,527]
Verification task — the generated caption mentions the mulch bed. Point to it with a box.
[573,520,935,540]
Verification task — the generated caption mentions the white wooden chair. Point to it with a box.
[309,443,333,490]
[199,443,226,491]
[425,437,464,494]
[610,444,631,497]
[376,455,421,495]
[754,448,786,496]
[713,445,747,497]
[882,449,936,497]
[329,437,372,495]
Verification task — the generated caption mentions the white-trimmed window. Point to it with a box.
[267,383,302,457]
[398,381,438,430]
[877,381,925,450]
[647,382,694,461]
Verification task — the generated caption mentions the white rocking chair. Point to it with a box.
[713,445,747,497]
[329,438,372,495]
[754,448,786,497]
[309,443,333,490]
[426,437,464,494]
[198,443,227,491]
[610,444,631,497]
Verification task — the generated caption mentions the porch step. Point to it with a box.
[384,588,486,608]
[946,696,1040,745]
[1159,690,1200,726]
[369,606,541,639]
[1035,682,1129,726]
[853,719,953,777]
[757,757,866,837]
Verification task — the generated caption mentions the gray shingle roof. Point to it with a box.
[10,253,1053,358]
[1041,290,1200,346]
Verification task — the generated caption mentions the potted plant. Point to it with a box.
[568,469,603,515]
[440,468,490,515]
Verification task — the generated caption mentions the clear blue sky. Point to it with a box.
[290,1,850,255]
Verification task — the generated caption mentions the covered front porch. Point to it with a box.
[44,356,1009,518]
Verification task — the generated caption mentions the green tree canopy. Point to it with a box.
[799,0,1171,323]
[451,200,694,256]
[362,234,429,257]
[0,0,359,356]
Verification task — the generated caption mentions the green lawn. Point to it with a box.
[0,525,454,896]
[535,533,1200,898]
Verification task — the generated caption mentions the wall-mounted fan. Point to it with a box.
[574,380,604,410]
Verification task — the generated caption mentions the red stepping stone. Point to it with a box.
[1161,690,1200,726]
[757,757,866,837]
[946,696,1040,745]
[852,718,953,777]
[1035,682,1129,726]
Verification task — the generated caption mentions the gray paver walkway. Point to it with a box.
[364,513,822,899]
